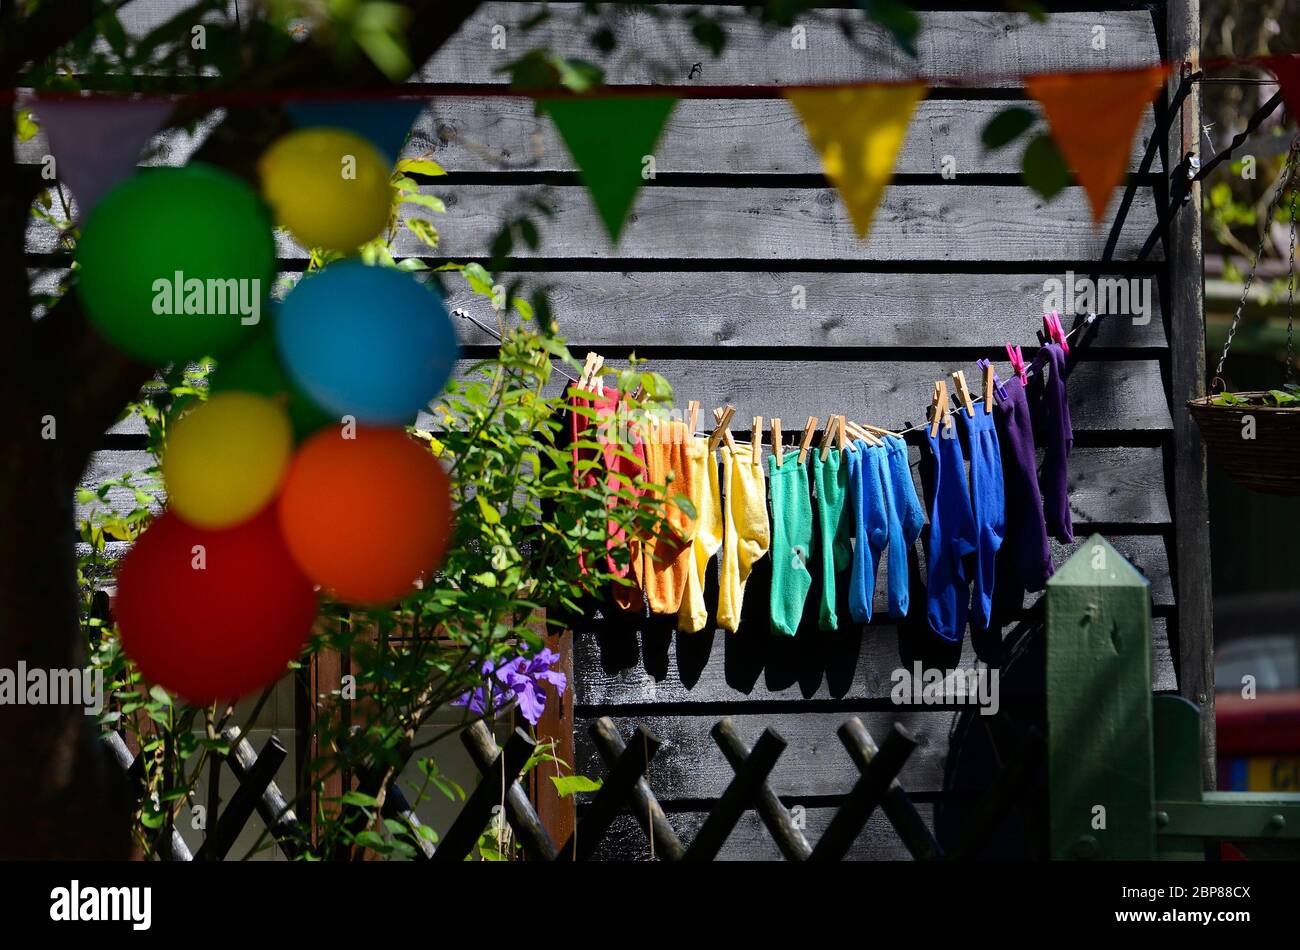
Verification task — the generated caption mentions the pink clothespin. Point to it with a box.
[1043,311,1070,356]
[1006,344,1028,385]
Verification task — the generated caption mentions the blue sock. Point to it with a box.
[924,422,978,641]
[881,434,926,618]
[847,441,887,623]
[958,411,1006,631]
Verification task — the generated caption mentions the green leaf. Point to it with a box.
[551,774,603,798]
[15,108,39,143]
[340,790,380,809]
[981,106,1036,152]
[463,263,495,296]
[395,157,446,177]
[1022,134,1070,201]
[475,493,502,524]
[858,0,922,58]
[401,192,446,214]
[689,17,727,56]
[405,216,440,248]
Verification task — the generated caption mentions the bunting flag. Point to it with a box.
[1024,66,1168,224]
[32,97,172,218]
[785,83,926,240]
[1263,55,1300,123]
[540,96,678,243]
[284,99,426,164]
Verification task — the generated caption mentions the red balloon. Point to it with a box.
[114,508,319,703]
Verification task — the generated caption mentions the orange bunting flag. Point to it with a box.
[785,83,927,240]
[1024,66,1169,224]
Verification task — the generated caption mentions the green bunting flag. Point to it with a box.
[540,96,678,243]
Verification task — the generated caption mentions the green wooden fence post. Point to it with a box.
[1046,534,1155,860]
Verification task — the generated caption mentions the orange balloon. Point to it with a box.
[277,426,453,604]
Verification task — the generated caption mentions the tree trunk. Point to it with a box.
[0,405,134,858]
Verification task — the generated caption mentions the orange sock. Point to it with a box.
[640,420,696,614]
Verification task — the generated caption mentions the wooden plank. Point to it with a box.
[573,617,1176,708]
[15,98,1162,176]
[447,271,1168,350]
[464,359,1172,433]
[569,530,1180,641]
[528,621,577,851]
[574,711,957,800]
[402,185,1163,263]
[25,184,1163,262]
[415,6,1162,86]
[592,803,921,861]
[96,359,1171,437]
[1165,1,1216,791]
[29,267,1169,350]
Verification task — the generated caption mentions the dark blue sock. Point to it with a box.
[924,422,978,641]
[958,410,1006,631]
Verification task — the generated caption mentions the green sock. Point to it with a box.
[812,449,852,630]
[768,455,814,636]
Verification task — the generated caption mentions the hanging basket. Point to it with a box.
[1188,393,1300,495]
[1196,137,1300,495]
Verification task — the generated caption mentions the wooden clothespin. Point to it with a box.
[929,380,949,437]
[771,418,783,467]
[798,416,818,464]
[577,352,596,391]
[859,422,899,439]
[687,400,700,436]
[836,414,849,452]
[845,421,883,447]
[982,361,995,413]
[589,354,605,393]
[751,416,762,468]
[951,370,975,417]
[977,357,1007,407]
[818,415,838,461]
[709,405,735,450]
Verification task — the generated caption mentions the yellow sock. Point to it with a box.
[717,443,770,632]
[677,436,723,633]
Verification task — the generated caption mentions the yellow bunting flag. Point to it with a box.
[1024,66,1169,224]
[785,83,927,240]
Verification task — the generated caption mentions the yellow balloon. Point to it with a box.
[258,128,392,252]
[163,392,293,529]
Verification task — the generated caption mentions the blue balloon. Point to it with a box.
[275,261,459,425]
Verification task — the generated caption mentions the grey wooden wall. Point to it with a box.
[47,1,1208,859]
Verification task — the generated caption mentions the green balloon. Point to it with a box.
[209,322,335,440]
[76,164,275,366]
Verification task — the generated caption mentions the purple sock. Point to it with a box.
[1028,343,1074,544]
[992,376,1052,601]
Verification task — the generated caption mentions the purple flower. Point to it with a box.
[453,648,568,726]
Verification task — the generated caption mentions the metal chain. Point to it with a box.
[1215,135,1300,385]
[1289,184,1297,383]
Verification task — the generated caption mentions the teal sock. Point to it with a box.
[769,455,814,636]
[812,449,851,630]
